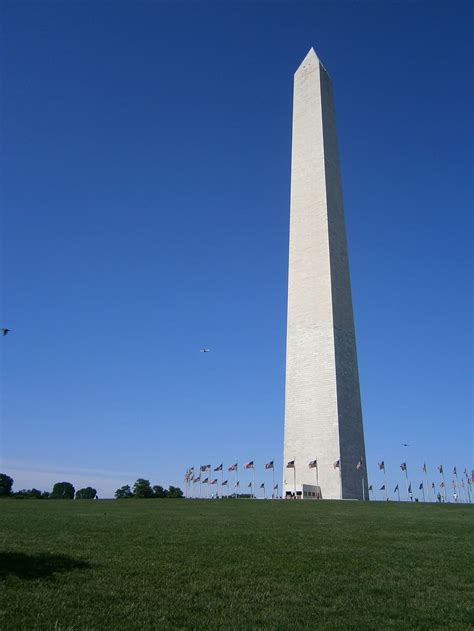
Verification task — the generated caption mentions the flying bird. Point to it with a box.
[1,328,11,336]
[402,443,410,447]
[200,348,210,353]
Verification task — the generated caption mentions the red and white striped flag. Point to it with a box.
[244,461,254,469]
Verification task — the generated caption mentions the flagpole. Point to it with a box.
[339,458,343,499]
[421,484,425,502]
[272,467,275,499]
[200,466,202,498]
[424,466,431,502]
[397,486,400,502]
[384,467,387,501]
[460,478,466,504]
[442,470,447,502]
[404,466,409,501]
[465,471,471,503]
[362,475,365,501]
[253,465,256,499]
[293,457,296,497]
[455,470,460,503]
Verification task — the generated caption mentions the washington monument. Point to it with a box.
[283,49,368,500]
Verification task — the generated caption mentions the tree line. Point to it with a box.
[115,478,183,499]
[0,473,183,500]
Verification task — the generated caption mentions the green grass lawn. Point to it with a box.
[0,499,472,630]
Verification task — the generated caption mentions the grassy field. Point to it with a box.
[0,499,472,630]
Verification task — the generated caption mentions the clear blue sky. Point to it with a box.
[1,1,472,498]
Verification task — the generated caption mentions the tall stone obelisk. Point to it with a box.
[283,48,368,500]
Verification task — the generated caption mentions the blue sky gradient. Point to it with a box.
[1,1,472,498]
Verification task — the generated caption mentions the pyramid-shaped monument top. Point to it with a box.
[295,48,329,76]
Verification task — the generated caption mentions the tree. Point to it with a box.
[41,491,50,499]
[13,488,43,499]
[51,481,75,499]
[133,479,154,498]
[167,486,184,499]
[0,473,14,497]
[152,485,168,498]
[115,485,133,499]
[75,487,97,500]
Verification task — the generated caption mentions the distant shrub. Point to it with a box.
[51,482,75,500]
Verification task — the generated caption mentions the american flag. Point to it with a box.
[210,479,217,485]
[308,459,318,469]
[423,463,427,473]
[235,481,240,487]
[356,459,363,470]
[368,485,372,491]
[400,462,407,471]
[214,464,223,472]
[379,485,385,491]
[453,466,457,476]
[286,460,295,469]
[440,481,445,488]
[378,461,385,471]
[273,484,278,490]
[202,477,209,484]
[394,484,399,492]
[265,461,274,469]
[333,460,340,469]
[201,464,211,472]
[248,482,252,488]
[244,461,254,469]
[193,475,200,483]
[260,483,265,489]
[228,463,238,472]
[222,480,228,486]
[438,464,443,474]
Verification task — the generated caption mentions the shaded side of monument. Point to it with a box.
[283,48,368,500]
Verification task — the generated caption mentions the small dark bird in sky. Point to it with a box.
[1,328,11,336]
[200,348,210,353]
[402,443,410,447]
